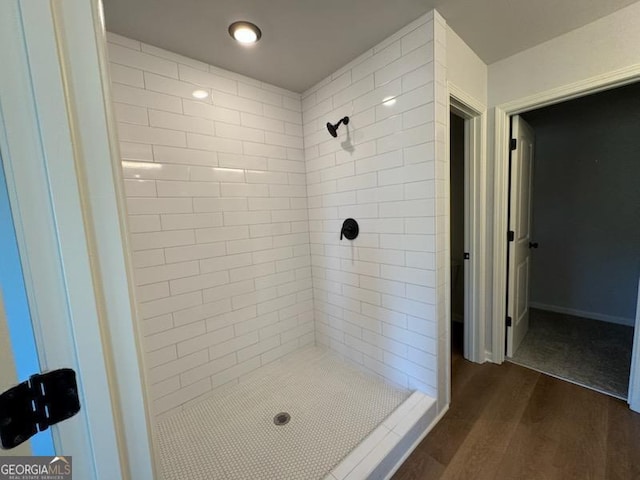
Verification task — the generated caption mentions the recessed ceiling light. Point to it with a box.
[229,21,262,45]
[192,89,209,99]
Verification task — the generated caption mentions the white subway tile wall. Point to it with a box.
[301,13,439,395]
[107,33,314,419]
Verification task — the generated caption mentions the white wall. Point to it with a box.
[443,24,488,363]
[107,34,314,419]
[489,1,640,106]
[524,84,640,325]
[302,13,440,397]
[446,27,487,106]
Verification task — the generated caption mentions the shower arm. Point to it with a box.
[326,116,350,137]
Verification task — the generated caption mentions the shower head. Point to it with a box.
[326,116,349,138]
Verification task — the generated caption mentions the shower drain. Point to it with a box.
[273,412,291,426]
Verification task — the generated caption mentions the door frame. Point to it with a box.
[448,83,487,365]
[490,64,640,411]
[0,0,154,477]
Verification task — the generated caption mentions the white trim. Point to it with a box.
[497,64,640,115]
[629,277,640,412]
[491,65,640,400]
[491,106,509,364]
[449,83,486,114]
[448,82,487,364]
[51,1,155,477]
[0,1,154,477]
[0,1,120,476]
[20,0,126,472]
[529,302,635,327]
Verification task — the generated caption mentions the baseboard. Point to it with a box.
[529,302,634,327]
[484,349,494,364]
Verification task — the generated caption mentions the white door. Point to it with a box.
[0,1,153,478]
[506,115,535,357]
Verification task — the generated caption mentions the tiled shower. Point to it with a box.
[108,10,449,478]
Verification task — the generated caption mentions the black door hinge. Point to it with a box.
[510,138,517,150]
[507,230,515,242]
[506,316,512,327]
[0,368,81,449]
[463,252,470,260]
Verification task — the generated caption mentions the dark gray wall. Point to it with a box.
[522,82,640,325]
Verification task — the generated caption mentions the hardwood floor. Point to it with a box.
[393,341,640,480]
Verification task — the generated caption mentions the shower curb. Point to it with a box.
[324,391,438,480]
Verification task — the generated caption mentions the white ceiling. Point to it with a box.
[102,0,638,93]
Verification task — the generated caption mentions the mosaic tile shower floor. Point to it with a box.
[155,347,410,479]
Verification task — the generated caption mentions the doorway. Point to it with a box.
[450,112,466,361]
[504,83,640,399]
[447,92,487,372]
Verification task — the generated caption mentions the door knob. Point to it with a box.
[529,242,539,249]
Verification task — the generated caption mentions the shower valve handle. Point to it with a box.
[340,218,359,241]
